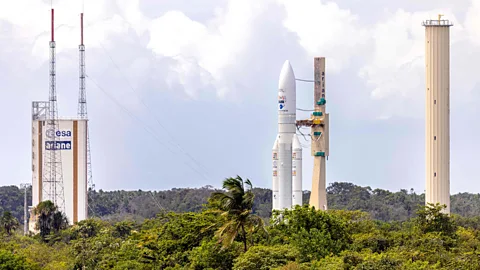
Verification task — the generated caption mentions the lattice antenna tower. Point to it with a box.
[43,8,66,213]
[77,10,95,210]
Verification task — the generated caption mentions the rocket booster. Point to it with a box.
[292,134,303,206]
[272,60,302,210]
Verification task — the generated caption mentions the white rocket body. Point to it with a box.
[273,60,302,210]
[272,135,279,210]
[292,134,302,206]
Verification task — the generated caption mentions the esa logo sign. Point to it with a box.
[46,129,72,139]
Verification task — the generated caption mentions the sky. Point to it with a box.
[0,0,479,195]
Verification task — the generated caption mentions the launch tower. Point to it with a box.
[423,15,453,214]
[297,57,329,211]
[30,9,89,231]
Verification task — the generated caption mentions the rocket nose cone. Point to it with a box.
[278,60,296,90]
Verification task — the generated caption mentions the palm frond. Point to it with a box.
[244,178,253,191]
[205,175,267,252]
[250,215,269,239]
[219,221,242,249]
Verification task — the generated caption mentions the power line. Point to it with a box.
[95,40,211,179]
[50,51,214,185]
[148,191,164,212]
[86,75,211,182]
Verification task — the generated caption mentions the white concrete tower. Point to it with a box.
[273,60,297,210]
[423,15,453,214]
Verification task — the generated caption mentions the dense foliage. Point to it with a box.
[2,182,480,225]
[0,177,480,269]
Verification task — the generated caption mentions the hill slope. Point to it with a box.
[2,182,479,223]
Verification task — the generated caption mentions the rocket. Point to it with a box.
[272,60,303,210]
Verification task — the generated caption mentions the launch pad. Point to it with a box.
[28,7,93,233]
[272,58,330,212]
[271,14,453,214]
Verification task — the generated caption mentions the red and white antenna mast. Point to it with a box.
[43,6,66,213]
[78,11,87,118]
[77,7,95,216]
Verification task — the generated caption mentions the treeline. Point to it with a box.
[1,176,480,269]
[2,182,480,224]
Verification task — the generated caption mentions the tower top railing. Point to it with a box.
[423,14,453,27]
[422,19,453,26]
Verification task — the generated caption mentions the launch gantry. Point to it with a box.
[296,57,330,211]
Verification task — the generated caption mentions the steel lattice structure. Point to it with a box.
[77,12,94,217]
[42,9,66,213]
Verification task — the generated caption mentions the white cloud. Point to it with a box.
[280,0,369,72]
[147,0,276,99]
[360,10,427,101]
[464,0,480,45]
[148,11,207,58]
[145,0,374,99]
[5,0,480,116]
[2,0,480,193]
[115,0,150,36]
[357,7,477,119]
[0,0,133,70]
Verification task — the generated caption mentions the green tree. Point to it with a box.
[0,249,39,269]
[112,220,135,239]
[69,219,112,269]
[16,241,73,269]
[1,211,19,235]
[102,211,221,269]
[210,176,267,252]
[188,239,242,270]
[415,203,457,237]
[270,205,350,262]
[232,245,299,270]
[33,201,68,241]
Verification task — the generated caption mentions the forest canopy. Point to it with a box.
[1,181,479,224]
[1,179,480,269]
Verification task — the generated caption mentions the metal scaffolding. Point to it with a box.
[42,8,66,214]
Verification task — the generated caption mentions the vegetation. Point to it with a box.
[2,182,480,224]
[0,211,19,235]
[1,179,480,269]
[33,201,69,242]
[209,176,267,251]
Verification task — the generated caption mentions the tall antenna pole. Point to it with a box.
[20,183,31,235]
[43,8,66,214]
[78,12,87,118]
[78,10,95,217]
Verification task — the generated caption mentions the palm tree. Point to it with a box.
[210,175,267,252]
[0,211,19,235]
[33,200,68,240]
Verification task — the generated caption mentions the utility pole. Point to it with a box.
[20,183,31,235]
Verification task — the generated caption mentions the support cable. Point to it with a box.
[86,75,212,182]
[296,108,314,112]
[296,78,316,83]
[95,40,211,178]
